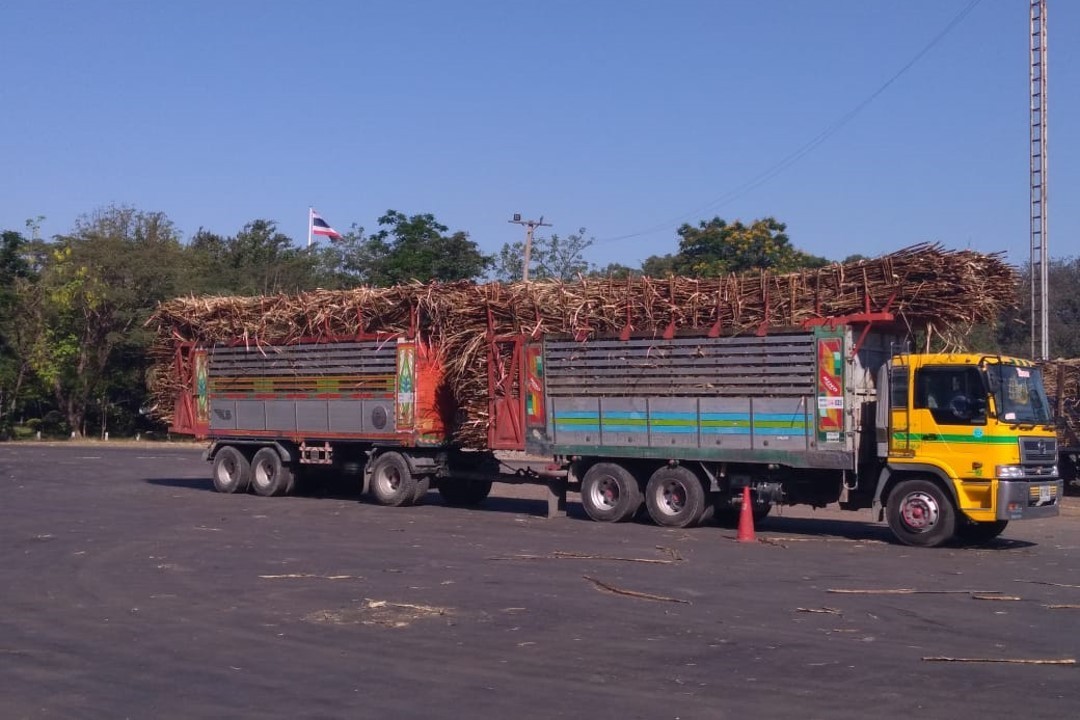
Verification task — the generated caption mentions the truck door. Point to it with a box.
[487,335,526,450]
[910,365,990,471]
[170,344,209,438]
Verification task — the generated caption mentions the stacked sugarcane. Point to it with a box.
[146,243,1018,447]
[1041,359,1080,449]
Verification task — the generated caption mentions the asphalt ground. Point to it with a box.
[2,443,1079,720]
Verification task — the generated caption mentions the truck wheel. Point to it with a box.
[251,447,293,497]
[581,462,642,523]
[413,476,431,505]
[885,478,956,547]
[645,466,706,528]
[368,452,418,507]
[1061,453,1079,495]
[438,479,493,507]
[956,519,1008,545]
[212,446,251,494]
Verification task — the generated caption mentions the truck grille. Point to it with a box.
[1020,436,1057,464]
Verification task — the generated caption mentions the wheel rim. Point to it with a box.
[589,475,620,509]
[657,480,686,515]
[253,459,274,489]
[217,456,238,484]
[899,491,940,532]
[378,465,401,493]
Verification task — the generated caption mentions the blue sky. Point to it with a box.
[1,0,1076,269]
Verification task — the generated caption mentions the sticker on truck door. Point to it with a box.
[816,337,844,441]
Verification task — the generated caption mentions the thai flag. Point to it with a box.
[310,208,342,241]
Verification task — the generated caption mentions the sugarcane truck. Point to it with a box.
[168,316,1062,547]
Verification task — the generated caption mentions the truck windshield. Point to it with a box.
[985,363,1052,425]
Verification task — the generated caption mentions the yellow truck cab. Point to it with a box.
[876,353,1062,546]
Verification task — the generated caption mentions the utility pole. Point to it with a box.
[508,213,552,282]
[1030,0,1049,360]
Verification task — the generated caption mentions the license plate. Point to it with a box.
[1039,486,1053,504]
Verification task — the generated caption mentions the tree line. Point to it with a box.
[1,204,1076,440]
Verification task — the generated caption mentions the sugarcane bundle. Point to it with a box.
[1041,359,1080,448]
[146,243,1017,447]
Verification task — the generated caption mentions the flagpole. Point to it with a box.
[307,207,313,248]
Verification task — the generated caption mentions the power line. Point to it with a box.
[596,0,985,245]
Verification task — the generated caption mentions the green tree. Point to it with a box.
[305,223,367,289]
[229,220,316,295]
[493,228,594,282]
[590,262,641,280]
[0,229,31,321]
[0,228,36,433]
[666,217,828,277]
[36,205,186,436]
[641,253,677,277]
[183,228,231,294]
[182,220,319,296]
[990,256,1080,360]
[1047,257,1080,358]
[354,211,491,285]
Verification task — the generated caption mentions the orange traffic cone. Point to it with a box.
[736,486,756,543]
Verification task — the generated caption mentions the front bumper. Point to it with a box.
[996,479,1063,520]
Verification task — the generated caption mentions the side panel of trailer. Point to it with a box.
[171,337,450,446]
[522,327,890,471]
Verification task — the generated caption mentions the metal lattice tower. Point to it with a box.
[1030,0,1049,360]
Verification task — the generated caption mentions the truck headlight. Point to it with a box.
[995,465,1025,479]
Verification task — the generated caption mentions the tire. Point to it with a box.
[580,462,642,523]
[413,476,431,505]
[438,479,493,507]
[956,519,1008,545]
[250,447,294,497]
[282,463,297,496]
[368,452,418,506]
[645,466,707,528]
[1061,453,1079,496]
[212,446,251,494]
[885,478,957,547]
